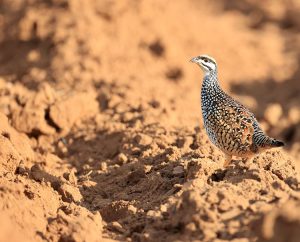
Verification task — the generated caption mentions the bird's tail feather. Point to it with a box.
[254,131,285,148]
[270,139,285,147]
[263,137,284,148]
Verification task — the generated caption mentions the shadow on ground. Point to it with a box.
[53,125,187,238]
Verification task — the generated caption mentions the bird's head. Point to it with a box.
[190,55,217,74]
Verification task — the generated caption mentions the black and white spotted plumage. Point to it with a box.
[191,55,284,166]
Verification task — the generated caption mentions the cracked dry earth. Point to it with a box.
[0,0,300,242]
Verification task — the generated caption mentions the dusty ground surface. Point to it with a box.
[0,0,300,241]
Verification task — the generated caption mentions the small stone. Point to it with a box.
[117,153,128,164]
[190,178,204,188]
[58,183,82,203]
[219,199,231,212]
[146,210,161,218]
[185,222,197,232]
[122,112,134,122]
[27,50,41,62]
[57,140,68,154]
[173,165,184,175]
[264,103,283,126]
[220,208,241,220]
[108,221,126,234]
[133,119,142,129]
[206,191,219,204]
[160,204,167,212]
[82,164,91,171]
[134,134,153,146]
[100,162,107,171]
[142,233,150,239]
[144,165,152,173]
[128,205,137,214]
[202,227,216,240]
[81,180,97,188]
[131,147,141,156]
[63,169,77,185]
[227,220,240,235]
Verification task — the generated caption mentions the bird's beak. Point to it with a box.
[190,57,198,63]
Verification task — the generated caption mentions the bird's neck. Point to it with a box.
[202,71,220,91]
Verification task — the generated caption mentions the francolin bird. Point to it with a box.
[190,55,284,167]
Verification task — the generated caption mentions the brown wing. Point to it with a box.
[208,104,257,155]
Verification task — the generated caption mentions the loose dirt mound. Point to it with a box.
[257,200,300,242]
[0,0,299,241]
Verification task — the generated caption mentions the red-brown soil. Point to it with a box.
[0,1,300,241]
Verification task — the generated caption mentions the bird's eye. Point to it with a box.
[203,59,208,62]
